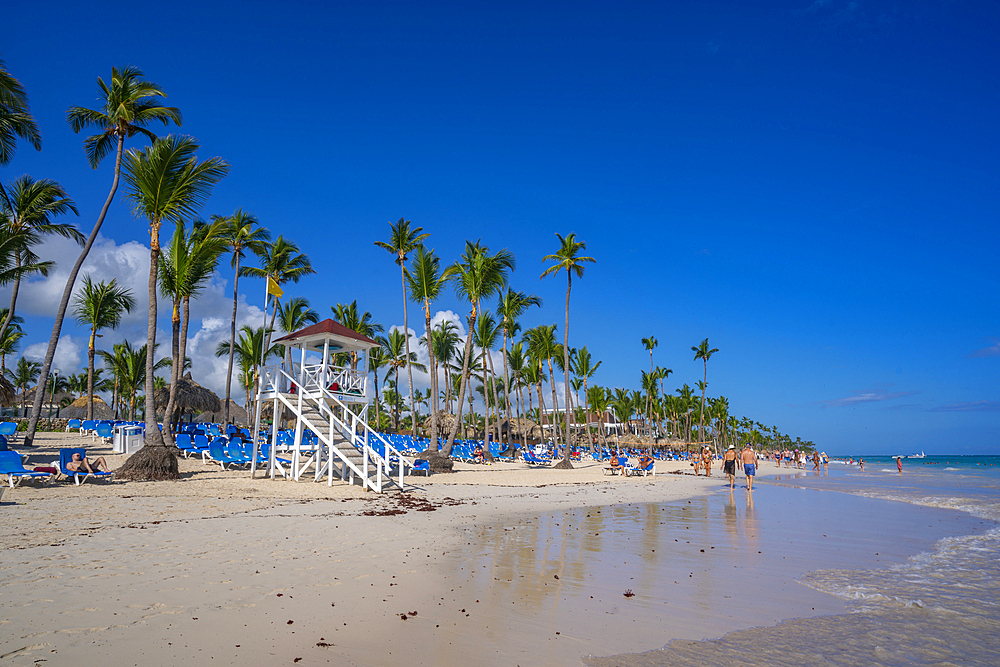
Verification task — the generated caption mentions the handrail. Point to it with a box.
[258,364,409,491]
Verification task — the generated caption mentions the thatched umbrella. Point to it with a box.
[0,375,15,407]
[154,373,222,424]
[61,395,115,420]
[194,399,249,426]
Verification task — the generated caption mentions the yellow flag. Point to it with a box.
[266,275,284,299]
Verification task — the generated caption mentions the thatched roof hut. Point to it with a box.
[498,417,543,440]
[194,399,249,426]
[0,375,15,407]
[60,395,115,420]
[420,410,478,438]
[19,385,74,406]
[154,373,221,415]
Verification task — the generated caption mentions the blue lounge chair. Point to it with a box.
[412,459,430,476]
[206,438,245,469]
[0,450,54,487]
[175,434,199,458]
[59,448,114,485]
[626,457,656,476]
[93,423,113,444]
[67,419,82,431]
[0,421,18,446]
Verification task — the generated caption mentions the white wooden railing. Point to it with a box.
[255,364,409,492]
[260,363,367,399]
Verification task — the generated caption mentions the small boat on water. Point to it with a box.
[905,451,926,459]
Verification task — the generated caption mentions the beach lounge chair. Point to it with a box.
[93,423,113,444]
[412,459,430,476]
[604,456,628,475]
[59,448,114,485]
[0,450,54,487]
[206,438,246,469]
[627,458,656,477]
[67,419,82,431]
[175,434,198,458]
[0,421,18,446]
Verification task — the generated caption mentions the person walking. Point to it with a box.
[722,445,738,489]
[741,443,758,491]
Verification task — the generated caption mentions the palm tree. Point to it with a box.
[159,218,227,443]
[572,346,601,453]
[440,241,515,462]
[368,338,389,431]
[375,218,429,435]
[406,246,447,446]
[0,56,41,165]
[0,308,24,373]
[383,328,426,430]
[25,66,180,447]
[278,297,319,334]
[331,300,384,370]
[6,356,39,412]
[496,288,541,445]
[119,135,229,478]
[100,341,169,420]
[242,235,315,362]
[692,338,719,452]
[473,312,501,451]
[71,275,135,420]
[0,175,83,344]
[506,341,529,449]
[540,233,595,468]
[586,384,610,448]
[422,319,461,413]
[641,336,657,440]
[217,209,269,424]
[524,324,562,446]
[215,326,279,424]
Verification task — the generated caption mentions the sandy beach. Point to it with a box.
[2,434,993,666]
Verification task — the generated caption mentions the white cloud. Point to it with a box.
[0,234,156,325]
[24,335,82,374]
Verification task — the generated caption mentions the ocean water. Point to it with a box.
[586,457,1000,666]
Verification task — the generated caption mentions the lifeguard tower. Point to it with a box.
[250,319,412,492]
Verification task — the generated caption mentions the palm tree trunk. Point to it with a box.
[443,311,477,457]
[394,365,401,431]
[556,275,573,468]
[481,349,493,460]
[87,327,96,421]
[224,256,240,425]
[425,307,438,452]
[161,299,182,447]
[24,133,125,447]
[547,359,561,445]
[522,381,530,449]
[143,229,165,446]
[401,264,417,436]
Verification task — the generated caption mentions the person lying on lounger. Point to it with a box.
[608,455,622,474]
[66,452,109,473]
[638,455,653,469]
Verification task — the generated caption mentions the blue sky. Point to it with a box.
[2,0,997,454]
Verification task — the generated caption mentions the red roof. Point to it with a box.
[273,318,379,347]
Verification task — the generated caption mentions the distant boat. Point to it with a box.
[905,451,926,459]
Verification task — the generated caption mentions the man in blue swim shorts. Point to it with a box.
[740,443,758,491]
